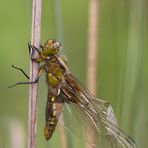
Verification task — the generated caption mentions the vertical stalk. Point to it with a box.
[59,122,67,148]
[87,0,99,147]
[120,0,144,135]
[28,0,42,148]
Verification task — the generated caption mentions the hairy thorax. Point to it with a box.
[44,56,67,87]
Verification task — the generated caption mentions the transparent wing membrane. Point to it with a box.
[58,74,136,148]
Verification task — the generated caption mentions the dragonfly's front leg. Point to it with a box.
[28,43,42,56]
[9,65,44,88]
[28,43,48,62]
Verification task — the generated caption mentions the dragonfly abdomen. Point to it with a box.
[44,97,57,140]
[44,88,63,140]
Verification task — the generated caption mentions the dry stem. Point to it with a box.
[87,0,99,147]
[28,0,42,148]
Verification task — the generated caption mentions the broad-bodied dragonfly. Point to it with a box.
[9,39,136,148]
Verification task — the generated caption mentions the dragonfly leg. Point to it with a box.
[9,65,44,88]
[28,42,31,54]
[28,43,46,62]
[8,79,38,88]
[28,43,43,55]
[11,64,29,79]
[28,43,42,55]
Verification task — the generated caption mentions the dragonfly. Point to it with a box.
[9,39,136,148]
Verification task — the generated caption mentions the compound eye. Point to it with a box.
[52,40,56,43]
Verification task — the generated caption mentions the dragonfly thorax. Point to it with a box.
[42,39,61,57]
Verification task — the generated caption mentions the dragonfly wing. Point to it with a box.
[59,100,101,148]
[58,74,136,148]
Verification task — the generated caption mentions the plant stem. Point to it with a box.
[28,0,42,148]
[87,0,99,147]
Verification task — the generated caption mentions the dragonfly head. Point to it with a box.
[43,39,61,56]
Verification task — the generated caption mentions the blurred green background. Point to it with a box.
[0,0,147,148]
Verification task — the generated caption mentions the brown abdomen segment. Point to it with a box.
[44,90,63,140]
